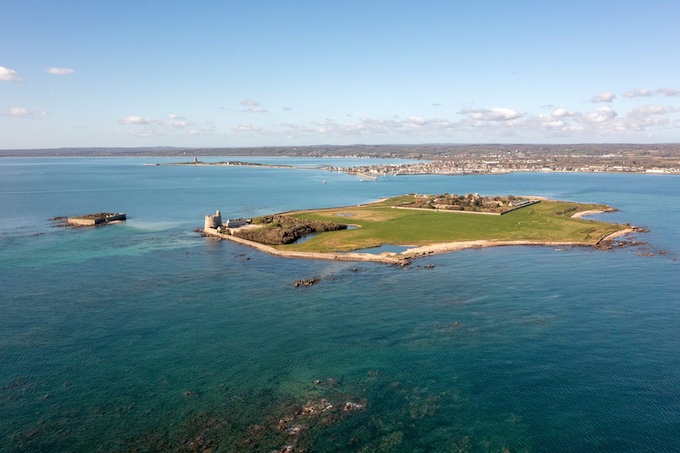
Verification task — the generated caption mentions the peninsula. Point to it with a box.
[202,195,640,264]
[143,157,292,169]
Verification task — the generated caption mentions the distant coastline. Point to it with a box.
[4,144,680,175]
[143,160,292,169]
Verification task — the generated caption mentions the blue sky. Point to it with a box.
[2,0,680,149]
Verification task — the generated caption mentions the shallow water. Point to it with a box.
[1,158,679,451]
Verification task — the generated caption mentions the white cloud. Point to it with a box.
[542,120,566,128]
[621,105,677,131]
[119,113,216,138]
[590,92,616,103]
[583,106,617,123]
[188,122,216,136]
[408,116,428,125]
[133,129,160,138]
[162,114,188,128]
[277,115,463,139]
[117,86,680,143]
[119,115,153,125]
[629,104,677,116]
[0,66,22,82]
[224,84,680,142]
[4,107,47,118]
[620,88,680,99]
[45,67,75,75]
[551,108,578,118]
[164,120,189,128]
[222,101,270,114]
[656,88,680,97]
[5,107,30,117]
[239,98,680,142]
[232,123,262,132]
[458,107,523,121]
[623,88,652,99]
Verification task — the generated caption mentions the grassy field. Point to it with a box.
[271,195,627,253]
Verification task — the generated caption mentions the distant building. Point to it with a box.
[509,200,534,208]
[226,218,250,228]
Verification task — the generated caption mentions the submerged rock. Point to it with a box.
[300,399,333,416]
[294,277,320,287]
[343,401,365,412]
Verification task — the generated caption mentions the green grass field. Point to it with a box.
[274,195,627,253]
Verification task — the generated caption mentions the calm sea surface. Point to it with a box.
[1,157,679,452]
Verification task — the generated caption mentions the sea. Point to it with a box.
[1,157,679,452]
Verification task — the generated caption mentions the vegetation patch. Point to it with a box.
[231,215,346,245]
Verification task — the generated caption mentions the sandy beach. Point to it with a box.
[571,209,607,219]
[598,228,637,241]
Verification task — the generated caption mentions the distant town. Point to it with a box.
[3,143,680,175]
[333,147,680,176]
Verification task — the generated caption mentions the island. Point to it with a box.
[202,194,642,264]
[51,212,127,227]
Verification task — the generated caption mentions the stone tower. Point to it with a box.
[204,210,223,230]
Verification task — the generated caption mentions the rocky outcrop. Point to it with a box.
[294,277,320,287]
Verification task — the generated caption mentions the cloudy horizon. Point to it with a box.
[2,1,680,149]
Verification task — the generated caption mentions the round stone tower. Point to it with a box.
[204,210,223,230]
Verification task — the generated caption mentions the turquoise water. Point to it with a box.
[1,158,680,452]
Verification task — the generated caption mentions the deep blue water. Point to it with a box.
[1,157,679,452]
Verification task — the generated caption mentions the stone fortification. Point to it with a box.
[67,213,126,226]
[204,210,222,230]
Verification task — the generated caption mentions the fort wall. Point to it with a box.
[67,213,126,226]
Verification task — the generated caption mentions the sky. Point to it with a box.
[2,0,680,149]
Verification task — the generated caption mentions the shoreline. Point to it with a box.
[598,228,637,242]
[203,228,404,264]
[203,223,639,264]
[143,161,292,169]
[571,209,608,219]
